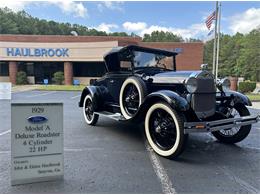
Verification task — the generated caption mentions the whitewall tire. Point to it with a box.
[83,95,99,125]
[119,77,147,119]
[145,102,186,159]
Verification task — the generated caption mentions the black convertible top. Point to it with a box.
[104,45,178,58]
[104,45,178,72]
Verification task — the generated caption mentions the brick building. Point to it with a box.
[0,35,203,85]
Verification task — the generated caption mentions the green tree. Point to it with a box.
[0,7,130,37]
[186,38,202,42]
[203,29,260,81]
[16,71,28,85]
[0,8,19,34]
[143,31,184,42]
[53,71,64,85]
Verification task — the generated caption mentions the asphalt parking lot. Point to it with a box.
[0,90,260,193]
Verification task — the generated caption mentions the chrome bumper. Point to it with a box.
[184,114,260,134]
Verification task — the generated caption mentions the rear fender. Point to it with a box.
[79,86,107,111]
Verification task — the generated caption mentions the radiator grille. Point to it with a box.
[191,78,216,118]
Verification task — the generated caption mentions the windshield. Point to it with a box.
[132,51,173,69]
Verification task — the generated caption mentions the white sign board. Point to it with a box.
[11,103,63,185]
[0,82,11,100]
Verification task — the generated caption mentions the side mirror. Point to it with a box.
[200,64,208,70]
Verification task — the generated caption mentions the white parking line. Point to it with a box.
[70,95,81,99]
[145,141,176,194]
[206,133,216,140]
[242,146,260,150]
[64,147,103,152]
[219,166,260,193]
[0,148,103,154]
[26,91,56,98]
[0,129,11,136]
[0,151,10,154]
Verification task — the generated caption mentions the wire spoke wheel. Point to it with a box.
[85,98,94,121]
[119,77,147,119]
[122,83,140,116]
[212,104,251,144]
[145,102,187,159]
[83,95,99,125]
[219,108,241,137]
[149,108,177,150]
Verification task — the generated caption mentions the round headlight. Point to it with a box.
[185,77,197,93]
[221,78,231,91]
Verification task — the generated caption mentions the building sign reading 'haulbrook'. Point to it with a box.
[6,48,69,57]
[11,103,64,185]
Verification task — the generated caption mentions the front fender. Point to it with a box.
[145,90,189,111]
[78,86,107,111]
[226,90,252,106]
[133,90,189,122]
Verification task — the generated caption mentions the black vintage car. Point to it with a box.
[79,45,259,159]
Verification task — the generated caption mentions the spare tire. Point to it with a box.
[119,77,147,119]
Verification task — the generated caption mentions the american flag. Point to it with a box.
[205,11,216,30]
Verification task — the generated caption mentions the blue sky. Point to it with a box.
[1,1,260,40]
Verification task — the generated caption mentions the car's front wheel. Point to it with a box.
[145,102,187,159]
[212,104,251,143]
[83,95,99,125]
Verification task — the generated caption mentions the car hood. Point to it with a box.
[147,71,201,84]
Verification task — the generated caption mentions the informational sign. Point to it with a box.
[11,103,63,185]
[0,82,11,100]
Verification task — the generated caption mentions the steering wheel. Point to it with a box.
[155,63,167,69]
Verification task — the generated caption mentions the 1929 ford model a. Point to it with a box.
[79,45,259,159]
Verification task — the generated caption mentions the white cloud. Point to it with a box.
[0,1,30,12]
[50,1,87,18]
[0,0,87,18]
[95,23,118,33]
[123,22,147,32]
[122,21,208,39]
[97,1,124,12]
[229,7,260,34]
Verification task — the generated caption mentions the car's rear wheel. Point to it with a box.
[145,102,187,159]
[83,95,99,125]
[212,104,251,144]
[120,77,147,119]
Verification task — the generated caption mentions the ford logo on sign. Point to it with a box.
[27,116,48,124]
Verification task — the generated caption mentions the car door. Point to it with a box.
[106,72,132,104]
[106,61,133,104]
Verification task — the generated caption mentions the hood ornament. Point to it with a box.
[200,64,208,71]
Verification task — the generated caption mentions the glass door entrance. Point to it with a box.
[34,62,63,84]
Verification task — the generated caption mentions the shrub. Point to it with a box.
[53,71,64,85]
[16,71,27,85]
[238,81,256,93]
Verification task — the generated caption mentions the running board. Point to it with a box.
[94,111,126,121]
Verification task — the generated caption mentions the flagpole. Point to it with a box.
[212,1,218,78]
[215,2,221,80]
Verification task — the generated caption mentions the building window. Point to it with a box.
[73,62,106,77]
[0,62,9,76]
[18,62,34,76]
[26,62,34,76]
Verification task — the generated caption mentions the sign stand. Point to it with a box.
[11,103,64,185]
